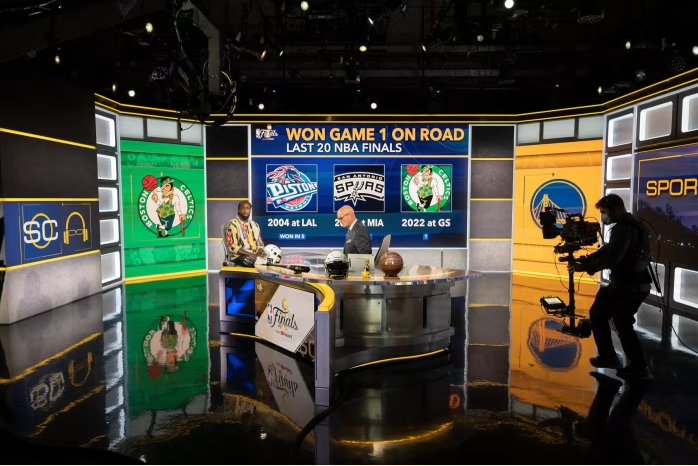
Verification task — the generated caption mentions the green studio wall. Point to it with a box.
[120,140,206,280]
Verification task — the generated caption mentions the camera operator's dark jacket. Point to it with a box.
[581,212,652,288]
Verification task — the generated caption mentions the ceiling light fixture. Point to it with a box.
[111,83,118,93]
[625,40,631,50]
[279,49,284,57]
[693,46,698,56]
[597,86,602,95]
[258,103,265,110]
[300,1,309,11]
[371,102,378,110]
[145,22,154,33]
[476,34,484,42]
[368,16,374,26]
[54,54,60,65]
[128,90,136,97]
[359,45,367,52]
[504,0,514,9]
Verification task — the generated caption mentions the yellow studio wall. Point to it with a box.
[510,275,598,414]
[513,140,603,281]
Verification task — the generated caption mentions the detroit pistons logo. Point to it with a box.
[266,165,319,212]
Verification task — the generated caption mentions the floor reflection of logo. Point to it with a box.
[143,313,197,378]
[266,165,318,212]
[530,179,587,229]
[527,318,582,371]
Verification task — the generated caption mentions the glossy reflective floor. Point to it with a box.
[1,273,698,464]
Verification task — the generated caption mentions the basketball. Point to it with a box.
[407,164,419,176]
[142,175,158,191]
[380,251,404,277]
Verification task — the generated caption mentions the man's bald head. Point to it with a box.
[337,205,356,228]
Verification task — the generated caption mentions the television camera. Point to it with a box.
[538,207,601,339]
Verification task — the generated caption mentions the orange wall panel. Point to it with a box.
[513,141,603,280]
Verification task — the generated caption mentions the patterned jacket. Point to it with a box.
[223,217,264,263]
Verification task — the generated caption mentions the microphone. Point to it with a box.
[284,265,310,274]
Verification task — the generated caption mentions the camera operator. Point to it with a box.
[567,194,652,380]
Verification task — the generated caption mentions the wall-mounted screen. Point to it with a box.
[636,145,698,266]
[250,124,469,248]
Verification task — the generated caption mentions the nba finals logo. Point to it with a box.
[333,164,385,212]
[256,124,278,140]
[266,165,318,212]
[401,164,452,212]
[139,174,195,237]
[530,179,586,228]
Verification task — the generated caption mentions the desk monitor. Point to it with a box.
[348,254,375,274]
[374,234,391,268]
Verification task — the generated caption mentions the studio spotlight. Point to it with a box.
[368,16,374,26]
[54,54,60,65]
[625,40,631,50]
[421,44,427,52]
[128,90,136,97]
[258,103,265,110]
[504,0,514,8]
[597,86,602,95]
[476,34,484,42]
[260,48,267,60]
[359,45,368,52]
[279,49,284,57]
[693,45,698,56]
[371,102,378,110]
[300,1,309,11]
[111,83,118,93]
[145,22,154,33]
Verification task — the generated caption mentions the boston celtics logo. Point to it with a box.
[139,174,195,237]
[401,164,452,212]
[143,313,197,378]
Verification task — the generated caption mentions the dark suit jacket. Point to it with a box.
[344,220,372,255]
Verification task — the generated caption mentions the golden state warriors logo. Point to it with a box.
[527,318,582,371]
[138,174,195,237]
[530,179,587,228]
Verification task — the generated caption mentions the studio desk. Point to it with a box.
[219,252,480,406]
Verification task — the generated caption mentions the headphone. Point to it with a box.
[64,212,88,244]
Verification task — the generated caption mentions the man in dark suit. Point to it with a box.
[337,206,372,255]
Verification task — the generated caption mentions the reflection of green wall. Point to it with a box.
[120,140,206,279]
[126,276,208,415]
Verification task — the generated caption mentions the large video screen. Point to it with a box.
[636,146,698,266]
[250,124,469,248]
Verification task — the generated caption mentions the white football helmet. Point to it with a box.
[324,251,350,279]
[256,244,283,265]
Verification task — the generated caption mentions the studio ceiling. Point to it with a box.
[2,0,697,114]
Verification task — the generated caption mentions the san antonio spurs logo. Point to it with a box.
[333,164,385,212]
[139,174,195,237]
[401,164,452,212]
[143,313,197,378]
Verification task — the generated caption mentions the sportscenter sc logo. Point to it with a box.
[23,211,89,248]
